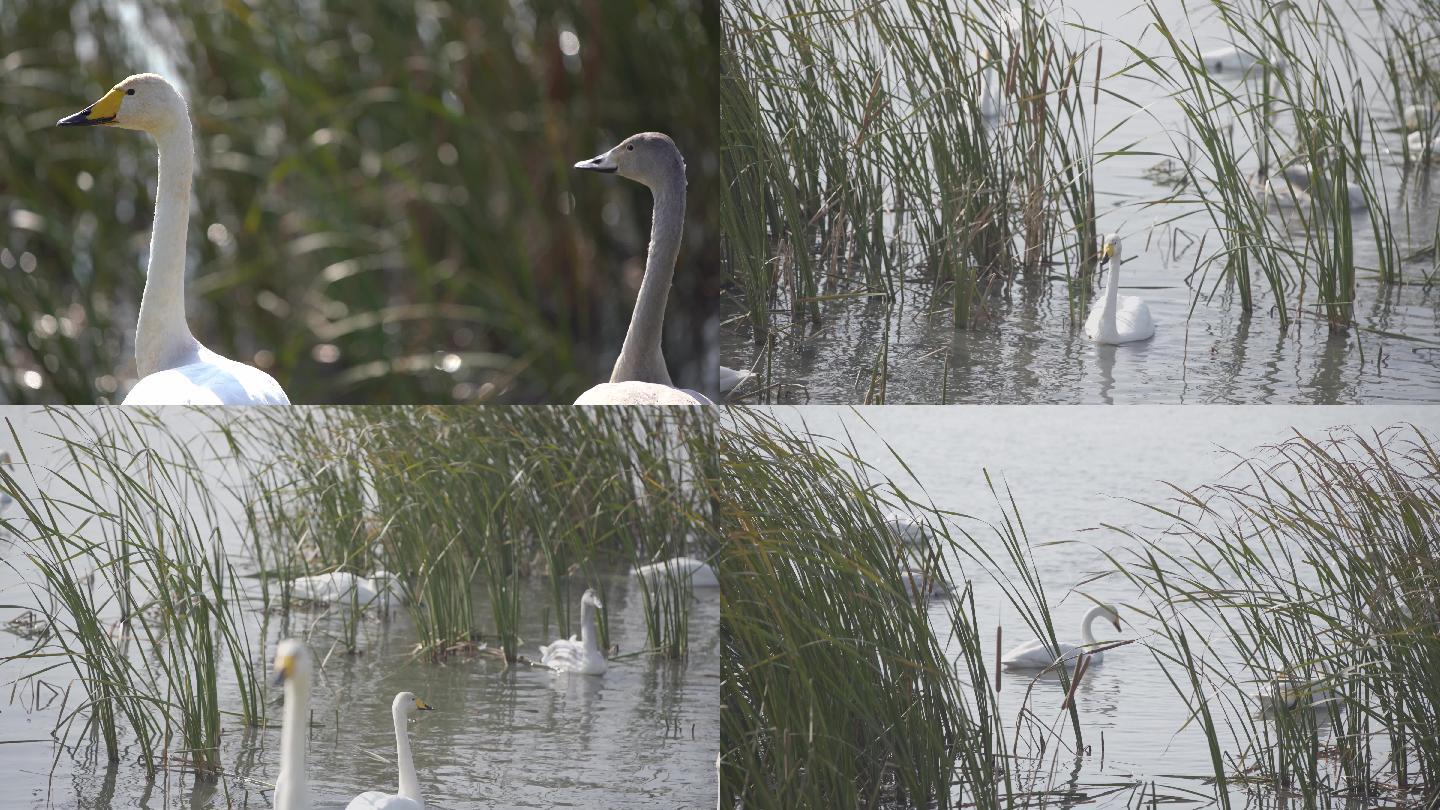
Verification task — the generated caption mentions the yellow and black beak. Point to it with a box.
[58,87,124,127]
[414,697,434,711]
[1100,242,1115,265]
[272,654,294,686]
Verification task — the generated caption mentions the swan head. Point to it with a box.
[581,588,604,611]
[58,74,187,134]
[392,691,435,717]
[1100,234,1123,266]
[574,132,685,189]
[272,638,312,687]
[1093,603,1122,632]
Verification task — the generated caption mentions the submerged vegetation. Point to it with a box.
[0,0,719,405]
[0,407,719,785]
[719,415,1440,807]
[722,0,1440,402]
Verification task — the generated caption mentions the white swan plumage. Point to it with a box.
[272,639,313,810]
[633,555,719,588]
[718,365,753,398]
[1407,130,1440,157]
[58,74,289,405]
[1199,1,1292,76]
[288,570,399,611]
[1001,603,1121,670]
[1085,234,1155,345]
[883,513,934,547]
[901,569,952,599]
[540,588,608,675]
[572,133,712,406]
[1258,164,1367,211]
[345,691,435,810]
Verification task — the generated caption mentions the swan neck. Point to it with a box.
[394,704,421,802]
[1100,249,1122,335]
[1081,607,1105,647]
[137,124,200,376]
[580,601,600,653]
[278,675,310,810]
[610,168,685,386]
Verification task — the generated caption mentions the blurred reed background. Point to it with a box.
[0,0,719,404]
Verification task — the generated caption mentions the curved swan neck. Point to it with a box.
[393,704,421,802]
[610,166,685,386]
[580,600,600,653]
[278,675,311,810]
[1099,246,1122,336]
[137,123,200,377]
[1080,606,1109,646]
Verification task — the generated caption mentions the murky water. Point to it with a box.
[0,411,718,808]
[724,0,1440,404]
[763,405,1439,804]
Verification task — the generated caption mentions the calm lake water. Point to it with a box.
[0,410,718,809]
[766,405,1439,805]
[724,0,1440,404]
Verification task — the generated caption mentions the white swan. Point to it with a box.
[1407,130,1440,157]
[1403,103,1439,132]
[1001,603,1121,670]
[901,569,951,599]
[633,555,719,588]
[1085,234,1155,345]
[1199,1,1292,75]
[58,74,290,405]
[346,692,435,810]
[1258,164,1367,211]
[272,639,313,810]
[1251,676,1340,716]
[883,513,934,547]
[572,133,712,406]
[540,588,608,675]
[718,365,753,398]
[288,571,399,611]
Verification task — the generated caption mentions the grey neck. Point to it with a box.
[609,167,685,386]
[137,123,200,376]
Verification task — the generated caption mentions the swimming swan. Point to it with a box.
[1001,603,1121,670]
[1407,130,1440,157]
[718,365,753,398]
[901,569,952,599]
[633,555,719,588]
[58,74,290,405]
[1085,234,1155,345]
[539,588,608,675]
[288,571,400,612]
[345,692,435,810]
[1199,1,1292,76]
[572,133,712,405]
[272,639,313,810]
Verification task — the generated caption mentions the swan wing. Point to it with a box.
[345,792,423,810]
[123,353,289,405]
[1115,297,1155,342]
[574,382,712,406]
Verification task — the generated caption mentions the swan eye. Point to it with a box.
[626,145,634,151]
[126,89,135,96]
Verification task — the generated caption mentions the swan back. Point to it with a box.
[574,381,712,405]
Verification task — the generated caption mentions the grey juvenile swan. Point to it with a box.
[573,133,713,405]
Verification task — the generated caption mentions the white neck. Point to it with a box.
[137,123,200,376]
[580,600,601,654]
[610,167,685,386]
[1080,606,1110,647]
[393,705,421,803]
[277,676,311,810]
[1099,248,1123,339]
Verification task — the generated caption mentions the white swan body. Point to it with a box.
[1258,165,1367,211]
[572,133,709,406]
[289,571,398,610]
[345,692,434,810]
[1407,130,1440,156]
[540,588,608,675]
[718,365,753,398]
[575,381,712,405]
[1403,103,1439,132]
[1085,234,1155,345]
[272,639,313,810]
[883,514,933,547]
[1200,2,1291,76]
[901,569,951,599]
[58,74,290,406]
[1001,603,1121,670]
[633,556,719,588]
[1251,678,1339,714]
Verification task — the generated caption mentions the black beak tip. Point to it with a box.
[57,108,109,127]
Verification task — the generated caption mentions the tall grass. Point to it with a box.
[722,0,1103,401]
[1108,426,1440,805]
[0,408,261,778]
[0,0,719,404]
